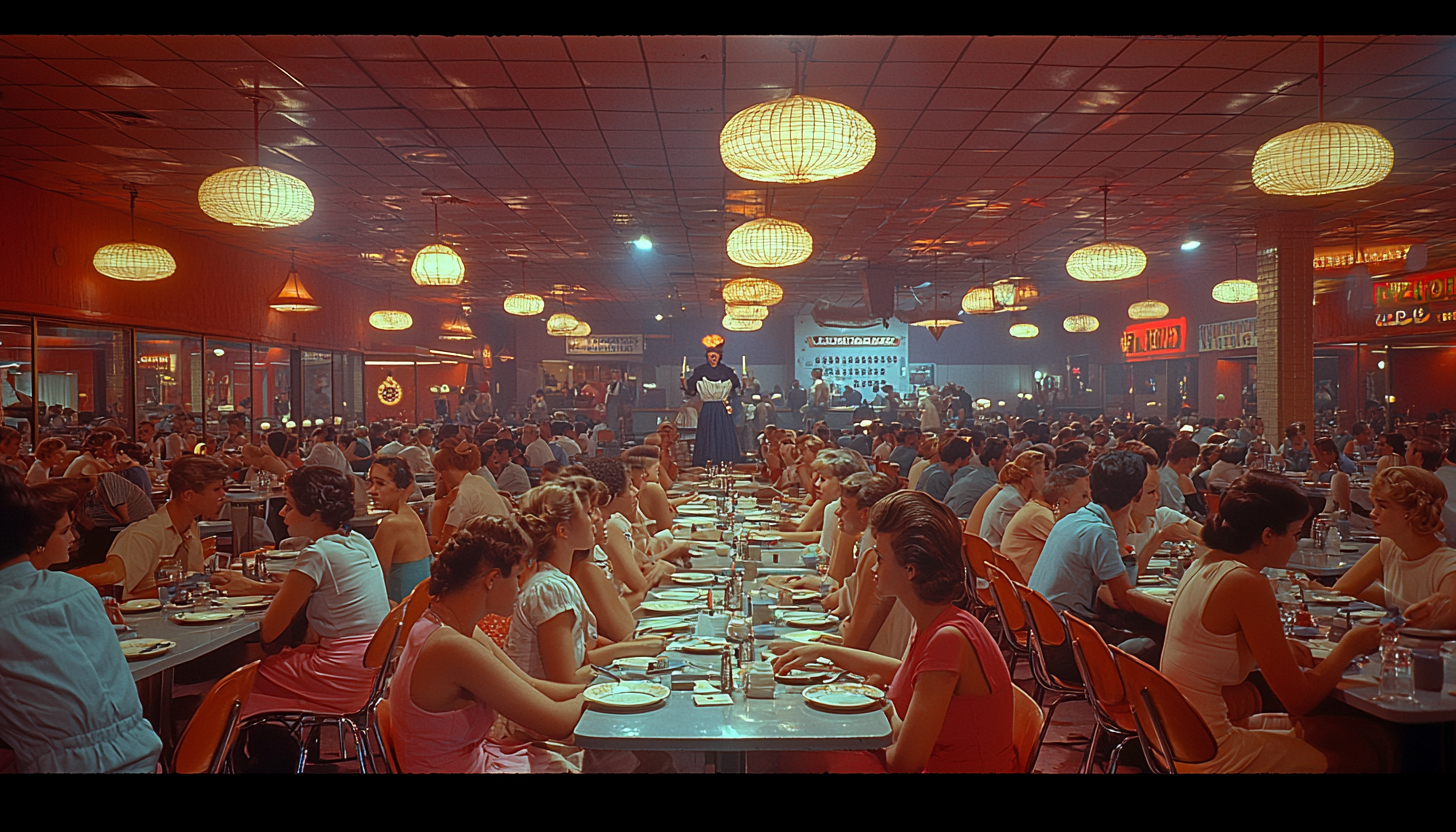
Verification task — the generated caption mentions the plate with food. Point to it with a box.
[671,573,715,586]
[584,681,670,713]
[170,610,241,626]
[120,599,162,613]
[780,630,844,645]
[802,683,885,712]
[782,611,834,628]
[119,638,176,661]
[774,668,836,686]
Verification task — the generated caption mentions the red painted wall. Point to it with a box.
[1390,347,1456,420]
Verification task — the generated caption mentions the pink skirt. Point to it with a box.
[243,634,378,718]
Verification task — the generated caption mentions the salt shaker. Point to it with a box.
[719,648,734,692]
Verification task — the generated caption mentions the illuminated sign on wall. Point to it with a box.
[1121,318,1187,361]
[565,334,644,356]
[1197,318,1257,352]
[1372,270,1456,309]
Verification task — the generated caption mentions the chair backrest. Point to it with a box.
[597,429,615,444]
[966,483,1004,540]
[364,598,408,671]
[1014,583,1067,648]
[375,698,403,774]
[962,532,995,582]
[1110,647,1219,773]
[1062,612,1137,733]
[1205,490,1221,517]
[991,552,1027,585]
[173,660,260,774]
[1010,683,1045,774]
[986,564,1028,636]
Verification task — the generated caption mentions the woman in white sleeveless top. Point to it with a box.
[1161,471,1390,773]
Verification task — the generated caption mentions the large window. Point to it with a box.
[0,318,34,451]
[205,339,253,444]
[37,322,130,435]
[135,332,202,428]
[255,345,293,429]
[335,351,363,428]
[301,349,333,429]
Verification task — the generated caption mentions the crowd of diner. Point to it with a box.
[2,386,1454,774]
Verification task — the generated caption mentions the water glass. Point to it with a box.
[1374,646,1417,702]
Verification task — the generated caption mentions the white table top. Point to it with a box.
[123,606,261,681]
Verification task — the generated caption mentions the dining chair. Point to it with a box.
[1009,683,1046,774]
[985,565,1031,678]
[373,699,403,774]
[1062,613,1140,774]
[172,661,260,774]
[991,552,1027,585]
[960,532,997,623]
[965,484,1004,542]
[1110,647,1219,774]
[1013,583,1086,753]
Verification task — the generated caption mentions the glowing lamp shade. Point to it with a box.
[93,242,176,282]
[1063,314,1100,333]
[567,319,592,337]
[1213,279,1259,304]
[439,313,475,340]
[722,276,784,306]
[1128,300,1169,320]
[726,218,812,268]
[1252,121,1393,197]
[719,94,876,184]
[269,269,321,312]
[502,293,545,316]
[993,277,1037,311]
[411,243,465,286]
[1009,323,1039,339]
[198,165,314,228]
[722,315,763,332]
[369,310,413,331]
[1066,242,1146,282]
[702,334,726,348]
[546,313,580,336]
[961,286,996,314]
[725,303,769,321]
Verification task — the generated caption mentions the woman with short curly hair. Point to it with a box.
[1334,466,1456,628]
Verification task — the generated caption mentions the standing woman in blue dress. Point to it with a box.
[684,344,742,467]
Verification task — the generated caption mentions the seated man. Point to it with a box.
[1028,450,1168,681]
[945,437,1008,519]
[72,456,229,600]
[914,436,973,504]
[487,439,531,494]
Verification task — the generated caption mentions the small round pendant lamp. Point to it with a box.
[720,94,876,184]
[567,319,592,337]
[546,313,580,337]
[1063,314,1100,333]
[722,276,784,306]
[411,199,464,286]
[1213,280,1258,304]
[503,261,544,315]
[726,218,812,268]
[1128,300,1169,320]
[1009,323,1039,339]
[1066,186,1145,282]
[94,184,176,282]
[961,286,996,314]
[369,310,413,331]
[723,315,763,332]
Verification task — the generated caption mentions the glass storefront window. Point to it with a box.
[301,350,333,430]
[255,345,293,430]
[36,322,131,435]
[135,332,202,430]
[205,339,253,445]
[334,352,363,429]
[0,318,35,452]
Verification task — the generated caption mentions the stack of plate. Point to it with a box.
[802,683,884,713]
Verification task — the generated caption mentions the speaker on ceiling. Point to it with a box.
[862,269,895,322]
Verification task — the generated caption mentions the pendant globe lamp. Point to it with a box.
[439,308,475,340]
[198,85,314,229]
[1063,314,1100,333]
[727,217,812,268]
[1253,37,1393,196]
[1213,242,1259,304]
[545,289,582,337]
[411,199,465,286]
[961,263,997,315]
[910,252,961,340]
[1009,322,1039,339]
[722,276,784,307]
[1128,272,1168,320]
[93,183,176,282]
[269,248,321,312]
[503,261,545,316]
[723,315,763,332]
[725,303,769,322]
[369,309,413,331]
[1066,185,1146,282]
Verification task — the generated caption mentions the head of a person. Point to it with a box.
[1285,424,1306,444]
[1220,444,1249,466]
[265,430,289,458]
[901,429,921,449]
[26,480,80,569]
[940,436,973,468]
[835,472,897,537]
[1351,421,1372,442]
[0,467,39,566]
[521,423,540,444]
[492,438,518,465]
[1369,466,1447,540]
[518,481,595,559]
[868,490,963,606]
[1089,450,1149,512]
[1311,437,1339,465]
[621,445,661,487]
[35,436,66,468]
[1167,438,1201,471]
[81,431,113,458]
[414,425,435,448]
[1378,432,1407,459]
[1141,426,1176,466]
[226,414,247,436]
[114,441,150,467]
[283,465,355,537]
[430,515,532,618]
[706,346,722,367]
[1044,464,1092,517]
[1055,440,1090,468]
[168,456,230,519]
[978,437,1009,469]
[0,426,20,457]
[1201,471,1310,564]
[352,426,370,440]
[368,456,414,510]
[1407,436,1444,472]
[999,449,1047,496]
[583,457,632,514]
[135,421,156,444]
[918,434,940,461]
[810,449,867,501]
[432,442,483,487]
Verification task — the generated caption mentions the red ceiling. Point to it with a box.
[1,35,1454,320]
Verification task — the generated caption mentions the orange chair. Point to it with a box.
[1010,683,1046,774]
[991,552,1027,585]
[1014,583,1086,751]
[172,661,260,774]
[1110,647,1219,774]
[960,532,997,622]
[985,565,1031,678]
[374,698,403,774]
[1063,613,1140,774]
[1205,490,1222,518]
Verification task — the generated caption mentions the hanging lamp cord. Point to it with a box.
[1318,35,1325,123]
[123,183,138,241]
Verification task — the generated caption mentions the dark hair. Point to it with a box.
[1312,437,1338,457]
[1055,441,1089,468]
[705,345,724,357]
[940,437,973,465]
[370,455,414,489]
[436,424,461,443]
[1351,421,1370,438]
[868,490,963,605]
[1043,464,1089,505]
[622,444,660,461]
[1408,437,1444,472]
[1167,438,1201,465]
[583,457,627,498]
[27,480,79,553]
[115,441,151,466]
[1201,471,1309,554]
[286,465,356,530]
[541,460,563,476]
[168,456,230,496]
[0,467,38,561]
[1141,426,1177,465]
[430,515,531,596]
[1089,450,1148,512]
[495,438,517,455]
[977,437,1008,467]
[550,420,573,437]
[266,430,289,457]
[1220,444,1249,465]
[1382,432,1407,457]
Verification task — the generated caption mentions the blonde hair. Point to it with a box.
[517,482,586,559]
[1370,466,1447,537]
[999,450,1047,486]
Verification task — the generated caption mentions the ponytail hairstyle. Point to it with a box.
[868,490,964,605]
[998,450,1046,487]
[430,515,531,596]
[517,482,586,559]
[1370,466,1446,537]
[370,455,414,490]
[1200,470,1310,554]
[433,441,482,473]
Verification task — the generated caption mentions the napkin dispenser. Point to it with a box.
[1327,612,1351,643]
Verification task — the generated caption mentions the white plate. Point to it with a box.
[781,630,843,645]
[640,600,699,614]
[584,681,670,712]
[654,588,705,602]
[1308,592,1357,605]
[782,612,833,628]
[677,506,716,515]
[170,610,241,625]
[119,638,176,660]
[1140,587,1177,598]
[747,534,783,544]
[677,637,728,654]
[671,573,715,585]
[1350,610,1385,620]
[120,599,162,613]
[802,683,884,712]
[613,656,660,670]
[775,668,834,685]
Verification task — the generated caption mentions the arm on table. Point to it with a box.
[71,555,128,589]
[260,570,318,644]
[430,632,585,740]
[573,561,636,643]
[795,498,827,533]
[1102,572,1170,626]
[1403,571,1456,629]
[1331,545,1385,605]
[772,643,901,687]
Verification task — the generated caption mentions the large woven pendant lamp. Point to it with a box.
[93,183,176,282]
[727,217,813,268]
[369,310,413,331]
[269,248,321,312]
[503,261,545,316]
[198,85,314,229]
[1066,186,1146,282]
[722,276,784,306]
[961,263,997,315]
[723,315,763,332]
[1253,37,1393,196]
[411,198,465,286]
[1213,242,1258,304]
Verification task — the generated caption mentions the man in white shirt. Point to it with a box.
[397,426,435,477]
[304,428,351,475]
[486,439,531,494]
[1191,418,1216,444]
[522,423,555,469]
[376,426,407,458]
[551,420,582,458]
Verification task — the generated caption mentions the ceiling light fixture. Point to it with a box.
[439,310,475,340]
[1128,269,1168,321]
[1181,240,1201,251]
[1063,314,1100,333]
[633,235,653,251]
[1066,185,1147,282]
[1213,241,1259,304]
[910,251,961,340]
[961,262,997,314]
[93,183,177,282]
[198,84,314,228]
[727,217,812,268]
[1009,323,1039,339]
[722,276,784,306]
[269,248,321,312]
[411,198,465,286]
[1253,36,1393,196]
[546,313,580,336]
[369,309,413,331]
[722,315,763,332]
[725,303,769,321]
[503,261,545,316]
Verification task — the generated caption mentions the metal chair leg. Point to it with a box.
[1108,736,1135,774]
[1079,721,1104,775]
[295,723,314,774]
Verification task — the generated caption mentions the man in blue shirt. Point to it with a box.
[944,437,1008,518]
[887,429,920,476]
[913,436,972,503]
[1028,450,1167,681]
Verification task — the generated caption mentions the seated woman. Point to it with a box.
[1001,464,1091,578]
[774,490,1018,773]
[792,435,826,496]
[1375,432,1407,474]
[771,435,800,491]
[1305,437,1359,515]
[556,476,638,642]
[111,442,153,494]
[1161,471,1388,773]
[654,422,680,484]
[0,470,162,773]
[266,430,302,470]
[829,472,914,659]
[241,443,289,479]
[367,456,433,603]
[1190,443,1222,493]
[26,436,66,485]
[1206,444,1248,490]
[1279,425,1312,473]
[430,442,508,552]
[1333,467,1456,629]
[388,515,587,773]
[212,466,391,719]
[784,450,868,556]
[977,450,1047,548]
[621,445,676,535]
[63,432,113,478]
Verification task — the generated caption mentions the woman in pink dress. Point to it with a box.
[774,490,1018,773]
[389,515,588,773]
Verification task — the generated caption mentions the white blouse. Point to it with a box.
[505,563,598,680]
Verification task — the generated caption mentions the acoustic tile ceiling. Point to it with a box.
[2,34,1455,319]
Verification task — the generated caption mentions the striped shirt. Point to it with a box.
[85,472,155,527]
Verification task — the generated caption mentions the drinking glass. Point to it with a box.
[1374,646,1417,703]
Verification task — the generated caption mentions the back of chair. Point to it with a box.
[1062,612,1137,733]
[1205,490,1221,518]
[962,532,995,582]
[986,565,1028,638]
[364,599,408,671]
[1110,647,1219,773]
[1015,584,1067,648]
[1010,683,1045,774]
[991,552,1026,585]
[375,698,403,774]
[173,660,260,774]
[597,429,615,445]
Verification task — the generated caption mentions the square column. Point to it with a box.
[1255,212,1315,433]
